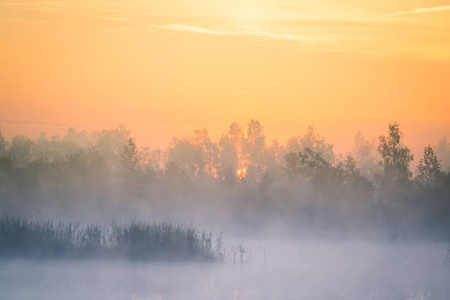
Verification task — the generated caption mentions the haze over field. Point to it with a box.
[0,121,449,243]
[1,1,450,299]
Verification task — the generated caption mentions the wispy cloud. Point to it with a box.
[154,24,229,36]
[153,24,325,45]
[380,5,450,18]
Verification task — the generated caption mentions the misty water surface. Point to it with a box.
[1,240,449,300]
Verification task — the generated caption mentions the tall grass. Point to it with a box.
[0,214,222,261]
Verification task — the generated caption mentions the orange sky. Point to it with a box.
[1,0,449,157]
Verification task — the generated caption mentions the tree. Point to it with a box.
[377,123,414,188]
[351,132,380,179]
[166,137,195,177]
[32,133,77,164]
[338,154,359,184]
[336,154,373,195]
[287,126,335,164]
[7,135,34,168]
[0,128,6,156]
[163,161,190,186]
[263,139,285,182]
[283,147,335,192]
[67,148,107,179]
[92,124,131,169]
[0,128,12,180]
[244,120,265,165]
[167,129,218,179]
[218,135,238,184]
[243,120,266,181]
[218,122,246,184]
[62,128,91,149]
[415,145,443,189]
[192,128,219,177]
[228,122,245,159]
[119,138,140,184]
[436,136,450,172]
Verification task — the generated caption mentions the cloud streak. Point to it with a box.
[153,24,325,45]
[380,5,450,18]
[154,24,229,36]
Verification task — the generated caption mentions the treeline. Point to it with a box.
[0,121,449,239]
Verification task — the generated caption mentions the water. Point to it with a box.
[1,240,449,300]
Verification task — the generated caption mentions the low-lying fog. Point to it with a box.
[1,123,450,299]
[1,240,449,300]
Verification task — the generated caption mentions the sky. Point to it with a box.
[1,0,449,156]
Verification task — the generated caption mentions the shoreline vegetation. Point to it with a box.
[0,214,223,262]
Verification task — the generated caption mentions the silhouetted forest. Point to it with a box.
[0,121,449,240]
